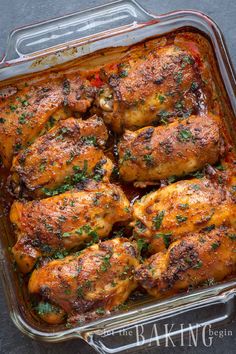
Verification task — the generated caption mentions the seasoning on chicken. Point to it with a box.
[10,115,113,198]
[63,74,97,113]
[132,177,236,254]
[135,227,236,298]
[99,43,209,132]
[10,181,131,273]
[118,114,223,186]
[28,238,139,324]
[0,79,64,168]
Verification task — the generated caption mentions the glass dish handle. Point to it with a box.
[1,0,155,65]
[84,288,236,353]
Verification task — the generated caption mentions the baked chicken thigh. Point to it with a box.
[28,238,139,324]
[99,43,210,132]
[10,115,113,197]
[135,227,236,298]
[10,181,131,273]
[0,79,64,168]
[0,74,96,168]
[118,114,223,185]
[132,177,236,253]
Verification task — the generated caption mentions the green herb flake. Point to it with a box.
[119,70,128,78]
[100,254,112,272]
[18,113,27,125]
[174,71,183,84]
[154,232,172,248]
[178,203,189,210]
[137,238,149,253]
[143,154,154,167]
[193,260,203,269]
[36,302,58,315]
[228,234,236,240]
[176,215,188,223]
[153,210,165,230]
[191,184,200,191]
[215,163,225,171]
[39,161,46,172]
[9,104,17,111]
[82,136,97,146]
[211,242,220,250]
[77,286,84,298]
[0,117,6,123]
[178,129,193,142]
[96,307,106,315]
[157,94,166,104]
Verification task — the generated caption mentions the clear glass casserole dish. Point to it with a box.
[0,0,236,352]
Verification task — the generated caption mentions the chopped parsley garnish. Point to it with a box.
[18,113,27,124]
[77,286,84,298]
[153,210,165,230]
[0,118,6,123]
[191,82,199,91]
[100,254,112,272]
[96,307,106,315]
[228,234,236,240]
[143,154,154,166]
[121,149,136,163]
[39,161,46,172]
[137,239,149,253]
[174,71,183,84]
[202,224,215,232]
[211,242,220,250]
[191,184,200,191]
[119,70,128,78]
[157,94,166,104]
[154,232,172,248]
[14,143,22,151]
[193,260,203,269]
[182,55,194,65]
[178,203,189,209]
[42,160,88,196]
[36,302,59,315]
[178,129,193,142]
[215,163,225,171]
[135,220,146,232]
[9,104,17,111]
[176,215,188,223]
[81,136,97,146]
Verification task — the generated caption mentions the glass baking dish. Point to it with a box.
[0,0,236,352]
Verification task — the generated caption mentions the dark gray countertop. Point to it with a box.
[0,1,236,353]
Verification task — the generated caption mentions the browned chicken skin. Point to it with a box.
[1,31,235,326]
[0,79,64,168]
[100,44,210,132]
[10,181,131,273]
[0,75,96,168]
[28,238,139,324]
[135,227,236,298]
[10,115,113,198]
[64,74,96,113]
[132,177,236,253]
[118,114,223,185]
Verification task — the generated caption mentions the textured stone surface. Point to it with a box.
[0,1,236,353]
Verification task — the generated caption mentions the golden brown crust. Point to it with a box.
[10,181,131,273]
[135,227,236,298]
[132,177,236,253]
[10,115,113,197]
[118,114,223,184]
[100,43,211,132]
[0,79,64,168]
[28,238,139,324]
